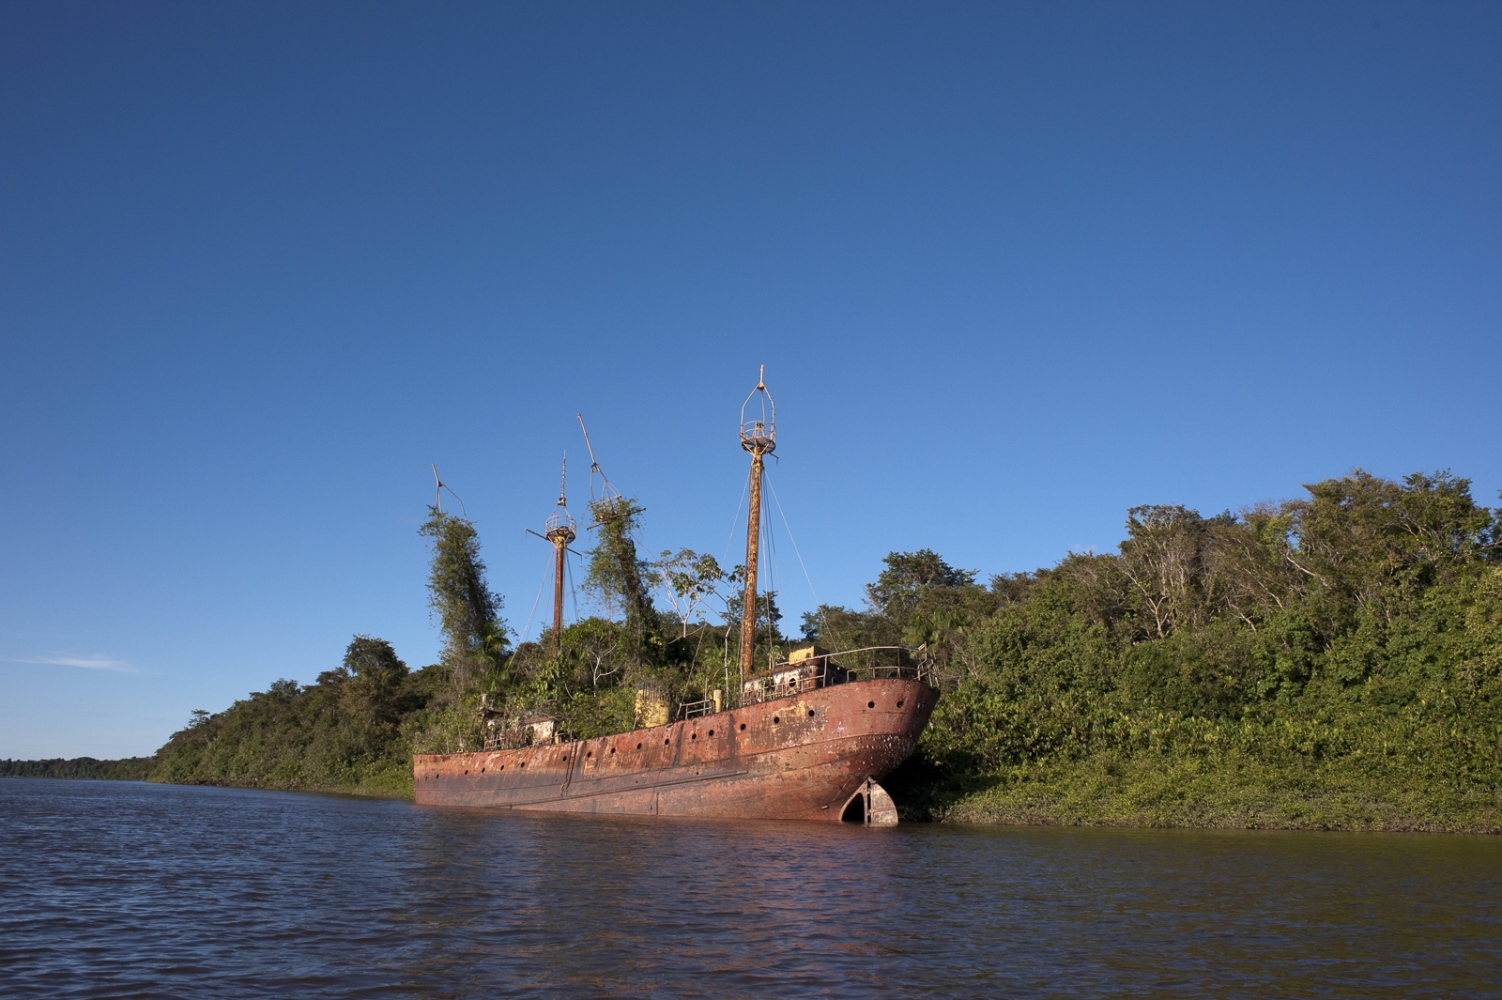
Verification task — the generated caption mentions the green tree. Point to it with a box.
[866,549,977,619]
[862,550,996,661]
[1286,470,1495,618]
[419,506,508,687]
[653,548,724,637]
[562,616,627,689]
[584,497,659,662]
[340,636,410,723]
[800,603,885,650]
[1117,505,1239,638]
[718,567,784,664]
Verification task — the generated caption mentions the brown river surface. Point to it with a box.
[3,778,1500,998]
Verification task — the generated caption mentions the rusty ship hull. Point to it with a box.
[413,677,937,822]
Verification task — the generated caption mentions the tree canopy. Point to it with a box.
[137,468,1502,831]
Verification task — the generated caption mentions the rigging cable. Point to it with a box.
[566,546,580,627]
[760,473,780,646]
[722,470,749,569]
[430,464,468,518]
[764,470,818,608]
[519,546,553,644]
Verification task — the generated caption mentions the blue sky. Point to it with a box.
[2,2,1498,758]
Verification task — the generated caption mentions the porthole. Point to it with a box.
[610,747,616,755]
[691,733,698,741]
[708,730,715,737]
[664,738,671,745]
[499,765,505,771]
[773,716,781,725]
[897,699,905,708]
[520,762,526,769]
[636,742,643,750]
[739,723,747,731]
[481,767,486,773]
[867,701,876,709]
[586,751,593,758]
[807,710,815,718]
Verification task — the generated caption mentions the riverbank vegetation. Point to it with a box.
[148,637,442,798]
[0,757,155,780]
[898,470,1502,832]
[118,471,1502,830]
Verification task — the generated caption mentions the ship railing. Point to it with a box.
[484,731,574,750]
[741,646,936,704]
[483,731,519,751]
[678,698,717,720]
[740,669,825,704]
[483,714,565,750]
[484,728,547,751]
[783,646,935,682]
[809,645,935,684]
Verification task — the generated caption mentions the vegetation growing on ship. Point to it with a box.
[582,497,661,663]
[419,506,510,690]
[144,468,1502,831]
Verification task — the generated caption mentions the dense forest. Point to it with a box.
[123,470,1502,830]
[0,757,155,780]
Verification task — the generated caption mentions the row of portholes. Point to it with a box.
[558,712,789,757]
[587,720,753,755]
[449,705,857,774]
[430,758,534,778]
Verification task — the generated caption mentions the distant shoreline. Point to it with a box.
[1,757,156,782]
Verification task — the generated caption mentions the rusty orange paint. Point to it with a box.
[413,677,938,823]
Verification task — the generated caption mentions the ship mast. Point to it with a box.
[738,366,776,681]
[542,457,577,653]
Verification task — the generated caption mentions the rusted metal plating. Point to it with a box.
[415,676,937,823]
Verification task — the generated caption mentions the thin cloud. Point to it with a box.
[9,655,137,674]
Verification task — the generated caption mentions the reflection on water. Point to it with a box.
[3,778,1500,998]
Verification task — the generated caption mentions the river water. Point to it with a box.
[3,779,1499,998]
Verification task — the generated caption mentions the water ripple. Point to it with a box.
[3,779,1500,998]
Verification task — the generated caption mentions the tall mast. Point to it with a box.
[738,366,776,681]
[542,457,576,654]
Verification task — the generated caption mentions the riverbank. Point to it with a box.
[917,755,1502,833]
[0,757,155,781]
[11,754,1500,834]
[2,757,413,800]
[147,766,415,802]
